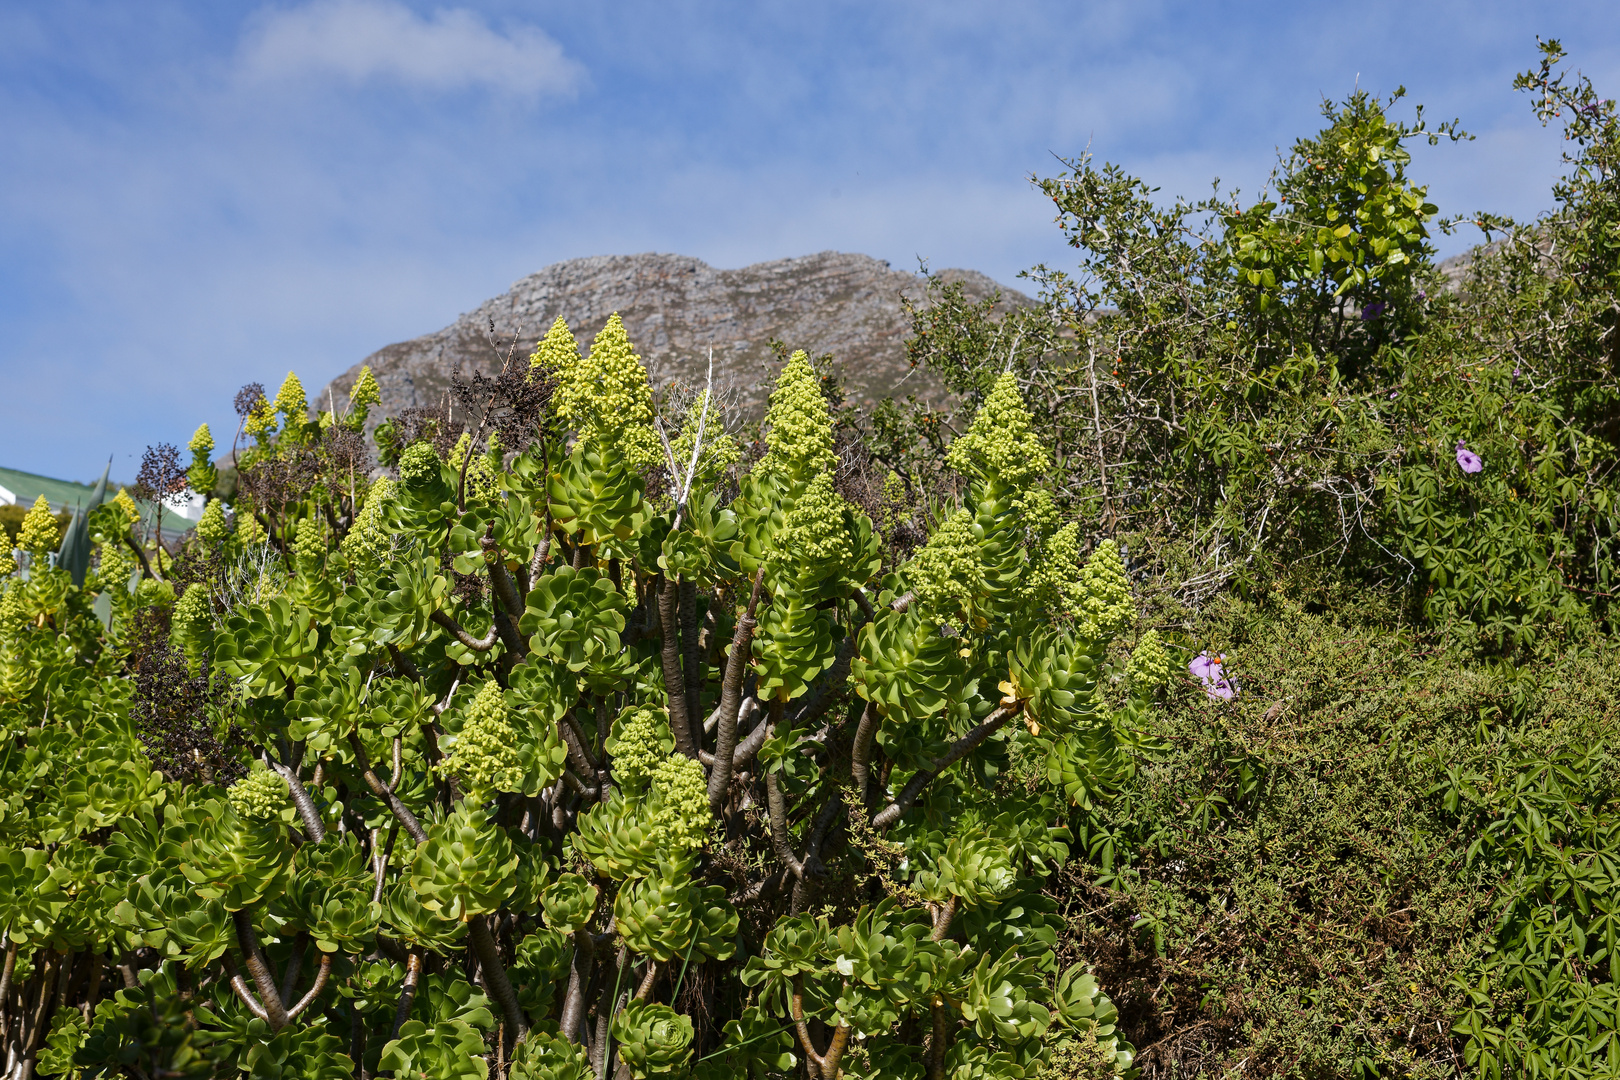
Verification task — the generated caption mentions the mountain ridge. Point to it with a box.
[321,251,1028,422]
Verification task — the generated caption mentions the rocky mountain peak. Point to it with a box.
[321,250,1026,422]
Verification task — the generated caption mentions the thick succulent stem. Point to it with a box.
[633,960,660,1002]
[389,951,423,1041]
[286,953,332,1019]
[232,909,289,1029]
[873,703,1021,830]
[928,997,949,1080]
[430,609,500,651]
[849,701,881,808]
[931,896,960,942]
[483,536,529,657]
[470,914,529,1042]
[707,569,765,812]
[559,929,597,1046]
[765,771,804,879]
[348,731,428,844]
[278,934,307,1006]
[0,939,16,1039]
[790,974,825,1079]
[657,577,697,759]
[730,699,766,769]
[679,578,704,750]
[591,948,630,1078]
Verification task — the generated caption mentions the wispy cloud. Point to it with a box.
[238,0,583,98]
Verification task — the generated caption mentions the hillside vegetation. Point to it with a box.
[0,40,1617,1080]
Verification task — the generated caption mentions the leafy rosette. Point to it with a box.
[852,610,968,725]
[547,442,646,546]
[520,565,631,688]
[383,885,467,954]
[212,595,320,696]
[614,856,738,964]
[913,833,1018,911]
[611,1002,694,1078]
[176,796,295,912]
[509,927,572,1019]
[273,836,380,954]
[407,802,518,921]
[1008,630,1102,738]
[509,1029,593,1080]
[538,873,599,936]
[364,555,452,651]
[377,1018,489,1080]
[751,582,839,702]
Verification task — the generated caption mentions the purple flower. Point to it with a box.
[1360,301,1387,322]
[1189,651,1238,700]
[1417,290,1428,302]
[1513,366,1521,379]
[1455,441,1483,474]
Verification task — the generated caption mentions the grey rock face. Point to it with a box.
[321,251,1026,421]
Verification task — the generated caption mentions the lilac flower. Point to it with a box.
[1417,290,1428,302]
[1360,301,1387,322]
[1189,651,1238,700]
[1455,441,1483,474]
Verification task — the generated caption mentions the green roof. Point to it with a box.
[0,465,194,535]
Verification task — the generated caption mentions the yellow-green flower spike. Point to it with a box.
[608,706,667,790]
[293,517,324,570]
[236,511,266,549]
[340,476,396,569]
[228,767,288,823]
[947,371,1049,488]
[1026,521,1083,616]
[529,315,581,376]
[188,424,214,458]
[398,442,441,487]
[172,583,212,633]
[349,365,381,409]
[762,350,837,482]
[909,507,983,622]
[273,371,308,425]
[776,472,854,567]
[449,432,498,505]
[1126,629,1173,694]
[244,394,278,439]
[648,754,712,854]
[195,500,229,546]
[1076,539,1135,641]
[553,314,661,468]
[18,496,60,557]
[443,680,523,796]
[112,488,139,526]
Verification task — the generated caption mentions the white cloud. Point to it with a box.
[239,0,583,97]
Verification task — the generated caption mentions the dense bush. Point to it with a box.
[3,37,1619,1080]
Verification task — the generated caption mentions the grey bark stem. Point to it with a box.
[430,609,500,651]
[657,577,697,759]
[286,953,332,1019]
[679,579,704,753]
[278,934,307,1006]
[730,699,766,769]
[0,939,16,1038]
[849,702,881,809]
[348,731,428,844]
[389,951,423,1041]
[232,909,289,1029]
[470,914,529,1042]
[765,769,804,879]
[707,569,765,812]
[872,703,1021,830]
[267,761,326,842]
[483,538,529,659]
[559,929,597,1046]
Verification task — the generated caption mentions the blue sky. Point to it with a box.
[2,0,1617,483]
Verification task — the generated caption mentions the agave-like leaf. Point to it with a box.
[56,457,111,588]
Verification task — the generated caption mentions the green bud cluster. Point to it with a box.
[228,768,289,823]
[171,583,211,634]
[909,508,984,624]
[18,496,59,557]
[550,314,662,470]
[761,350,837,482]
[647,755,712,855]
[195,500,229,546]
[449,432,499,505]
[340,477,396,569]
[398,442,441,488]
[1026,521,1083,617]
[1126,629,1173,694]
[947,371,1050,488]
[293,518,325,571]
[607,706,668,791]
[347,365,381,430]
[776,473,854,568]
[442,681,524,796]
[1075,540,1136,641]
[273,372,308,429]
